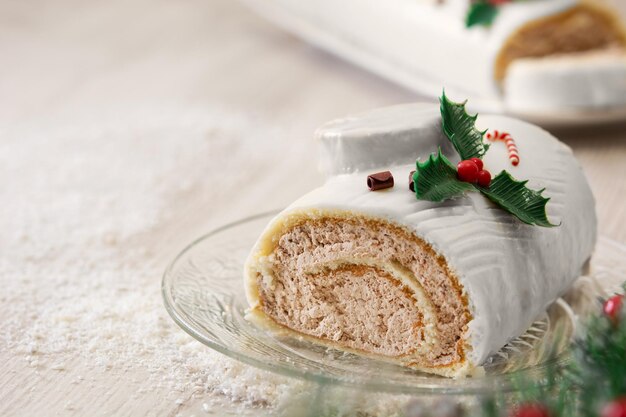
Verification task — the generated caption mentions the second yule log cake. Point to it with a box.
[243,94,597,378]
[247,0,626,112]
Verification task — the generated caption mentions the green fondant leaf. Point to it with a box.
[414,96,556,227]
[478,171,558,227]
[466,2,499,27]
[413,148,475,202]
[439,91,490,161]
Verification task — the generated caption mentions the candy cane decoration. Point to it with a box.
[486,130,519,166]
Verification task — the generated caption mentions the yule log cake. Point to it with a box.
[244,94,596,378]
[248,0,626,112]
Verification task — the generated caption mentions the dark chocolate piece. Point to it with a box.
[367,171,394,191]
[409,170,416,192]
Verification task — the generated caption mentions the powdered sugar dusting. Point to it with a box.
[0,104,313,414]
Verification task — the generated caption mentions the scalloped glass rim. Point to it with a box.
[162,211,624,395]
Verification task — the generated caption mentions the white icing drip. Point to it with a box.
[251,104,597,365]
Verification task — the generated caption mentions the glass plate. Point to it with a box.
[162,211,625,395]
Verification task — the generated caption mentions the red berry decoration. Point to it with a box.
[603,294,624,322]
[457,160,479,183]
[470,157,484,171]
[477,170,492,187]
[601,397,626,417]
[509,403,551,417]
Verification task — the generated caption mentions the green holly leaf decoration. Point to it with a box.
[466,1,499,28]
[478,171,558,227]
[439,91,490,161]
[413,148,475,202]
[410,91,558,228]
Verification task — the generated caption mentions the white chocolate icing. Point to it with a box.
[505,50,626,112]
[252,104,597,365]
[317,103,457,176]
[245,0,626,112]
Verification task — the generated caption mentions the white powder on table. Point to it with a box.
[0,104,315,415]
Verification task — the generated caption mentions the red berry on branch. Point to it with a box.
[477,170,492,187]
[509,403,551,417]
[603,294,624,322]
[470,157,484,171]
[601,397,626,417]
[457,160,479,183]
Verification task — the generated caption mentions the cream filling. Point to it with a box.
[256,256,441,359]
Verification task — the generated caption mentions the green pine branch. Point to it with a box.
[478,283,626,417]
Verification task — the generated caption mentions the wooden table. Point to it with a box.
[0,0,624,416]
